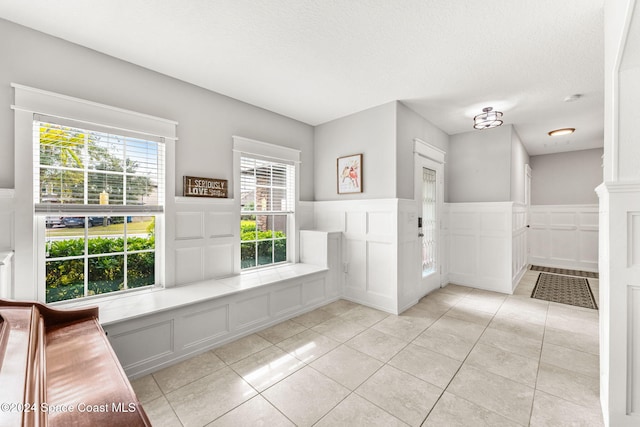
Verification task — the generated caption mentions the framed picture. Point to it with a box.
[337,154,363,194]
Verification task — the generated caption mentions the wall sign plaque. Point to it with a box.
[183,176,228,198]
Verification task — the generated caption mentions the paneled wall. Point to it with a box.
[512,204,528,284]
[446,202,516,294]
[314,199,400,313]
[173,197,238,284]
[0,189,14,298]
[529,205,599,272]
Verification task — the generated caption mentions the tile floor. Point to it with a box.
[132,270,603,426]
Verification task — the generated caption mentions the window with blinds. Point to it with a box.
[35,118,164,303]
[240,155,295,269]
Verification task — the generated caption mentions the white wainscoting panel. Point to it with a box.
[174,197,237,284]
[314,200,399,313]
[512,204,528,287]
[447,202,514,294]
[529,204,599,272]
[0,190,15,298]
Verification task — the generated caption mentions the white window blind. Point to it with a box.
[34,116,165,215]
[240,156,295,214]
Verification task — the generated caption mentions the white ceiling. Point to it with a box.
[0,0,604,156]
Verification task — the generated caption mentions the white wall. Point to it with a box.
[396,102,450,200]
[446,202,518,294]
[447,125,513,202]
[313,102,396,201]
[529,204,599,272]
[0,18,315,200]
[600,1,640,424]
[510,129,530,204]
[530,148,603,205]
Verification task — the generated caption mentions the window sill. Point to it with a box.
[57,263,328,326]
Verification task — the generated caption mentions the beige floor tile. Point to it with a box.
[372,314,433,341]
[166,366,257,427]
[545,304,599,336]
[153,350,226,393]
[544,326,599,355]
[413,327,476,361]
[439,283,474,297]
[478,327,542,360]
[399,305,442,322]
[230,345,305,391]
[131,374,162,404]
[208,395,295,427]
[388,343,461,388]
[276,329,340,363]
[426,315,487,343]
[291,308,336,328]
[311,316,368,342]
[413,298,452,317]
[530,390,604,427]
[356,365,442,426]
[262,366,350,427]
[142,395,182,427]
[541,342,599,378]
[345,328,408,362]
[424,289,465,306]
[465,343,539,387]
[316,393,408,427]
[310,345,383,390]
[456,292,506,314]
[496,296,549,325]
[214,334,273,364]
[320,299,359,316]
[443,305,494,327]
[447,365,534,426]
[536,362,600,408]
[339,304,390,327]
[488,315,545,341]
[424,392,523,427]
[257,319,307,344]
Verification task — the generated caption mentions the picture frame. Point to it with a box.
[337,154,363,194]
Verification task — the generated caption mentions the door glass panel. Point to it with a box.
[422,167,437,275]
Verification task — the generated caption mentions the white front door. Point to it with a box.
[415,154,443,295]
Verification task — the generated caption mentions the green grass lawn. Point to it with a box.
[47,220,153,237]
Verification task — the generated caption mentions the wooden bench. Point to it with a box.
[0,299,150,426]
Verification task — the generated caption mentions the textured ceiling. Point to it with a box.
[0,0,604,155]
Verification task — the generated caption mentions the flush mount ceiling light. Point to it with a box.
[473,107,503,130]
[548,128,575,136]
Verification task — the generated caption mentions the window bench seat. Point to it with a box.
[61,263,328,326]
[60,257,339,379]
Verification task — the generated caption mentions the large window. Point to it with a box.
[36,119,164,302]
[240,156,294,269]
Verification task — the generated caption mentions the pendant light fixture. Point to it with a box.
[473,107,503,130]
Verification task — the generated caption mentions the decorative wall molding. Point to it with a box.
[446,202,515,294]
[529,204,599,272]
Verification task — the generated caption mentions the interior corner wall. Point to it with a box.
[529,148,603,205]
[313,101,397,201]
[396,102,450,201]
[446,125,512,202]
[510,128,530,204]
[0,18,315,200]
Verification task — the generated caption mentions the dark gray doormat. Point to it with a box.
[531,273,598,310]
[530,265,598,279]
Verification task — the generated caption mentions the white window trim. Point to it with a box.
[232,136,301,273]
[11,83,177,302]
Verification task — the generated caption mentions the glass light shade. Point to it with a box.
[473,107,503,129]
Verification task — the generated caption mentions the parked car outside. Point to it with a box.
[45,216,63,228]
[61,217,112,228]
